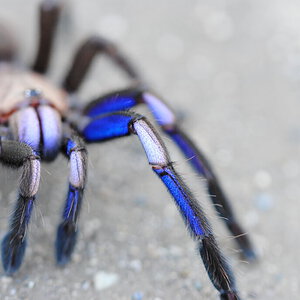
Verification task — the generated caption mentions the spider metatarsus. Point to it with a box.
[0,1,255,299]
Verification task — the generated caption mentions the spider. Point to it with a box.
[0,1,255,299]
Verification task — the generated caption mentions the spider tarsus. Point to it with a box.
[199,235,239,299]
[220,291,240,300]
[226,222,257,262]
[1,232,27,275]
[55,222,77,266]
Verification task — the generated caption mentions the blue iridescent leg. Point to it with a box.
[55,130,87,265]
[0,140,40,275]
[81,88,255,260]
[77,111,240,299]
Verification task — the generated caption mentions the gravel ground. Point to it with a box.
[0,0,299,299]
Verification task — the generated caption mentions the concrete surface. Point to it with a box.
[0,0,299,299]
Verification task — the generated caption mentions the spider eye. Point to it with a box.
[24,89,42,98]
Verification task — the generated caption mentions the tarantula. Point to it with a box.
[0,1,255,299]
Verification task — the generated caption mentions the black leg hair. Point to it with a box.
[63,36,142,93]
[0,139,40,275]
[55,128,87,265]
[80,87,256,260]
[165,125,256,260]
[32,0,61,74]
[76,111,240,299]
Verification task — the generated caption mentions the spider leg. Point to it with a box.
[79,87,256,260]
[0,24,17,62]
[76,111,240,299]
[0,139,40,275]
[55,129,87,266]
[63,36,142,93]
[32,0,61,73]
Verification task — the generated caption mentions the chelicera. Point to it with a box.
[0,1,256,299]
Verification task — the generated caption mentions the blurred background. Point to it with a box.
[0,0,299,299]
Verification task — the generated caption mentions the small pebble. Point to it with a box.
[134,196,147,206]
[132,291,144,300]
[129,259,142,272]
[255,193,274,212]
[82,280,90,290]
[194,281,203,291]
[93,271,119,291]
[27,281,35,289]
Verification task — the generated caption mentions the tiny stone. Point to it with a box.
[93,271,119,291]
[134,196,147,206]
[178,270,189,278]
[255,193,274,212]
[129,259,142,272]
[82,280,90,290]
[194,281,203,291]
[9,288,16,296]
[132,291,144,300]
[27,281,35,289]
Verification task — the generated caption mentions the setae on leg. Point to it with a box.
[0,140,40,275]
[80,87,255,260]
[55,130,87,265]
[77,111,240,299]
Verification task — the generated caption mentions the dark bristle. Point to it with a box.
[1,233,27,275]
[55,223,77,266]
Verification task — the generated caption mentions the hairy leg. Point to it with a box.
[63,36,142,93]
[55,128,87,265]
[79,87,255,260]
[32,0,61,73]
[76,111,240,299]
[0,139,40,274]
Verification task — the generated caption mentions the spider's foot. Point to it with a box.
[228,222,257,262]
[55,222,77,266]
[1,232,27,275]
[220,291,240,300]
[241,247,257,262]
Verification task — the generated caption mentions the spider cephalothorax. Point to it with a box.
[0,1,255,299]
